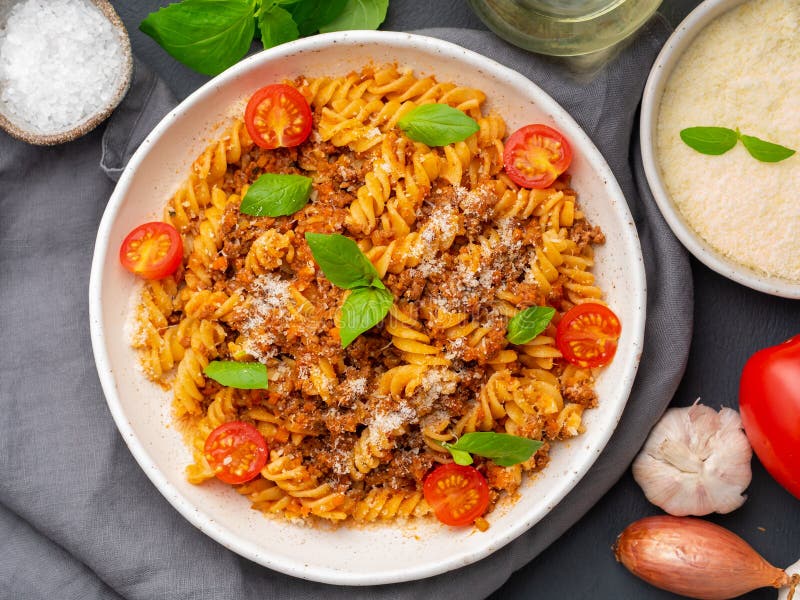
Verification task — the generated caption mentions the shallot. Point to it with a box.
[613,515,797,600]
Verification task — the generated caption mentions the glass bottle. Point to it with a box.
[467,0,662,56]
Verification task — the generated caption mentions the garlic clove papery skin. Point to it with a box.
[777,558,800,600]
[632,403,752,516]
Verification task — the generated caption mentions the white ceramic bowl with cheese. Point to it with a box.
[641,0,800,299]
[89,31,646,585]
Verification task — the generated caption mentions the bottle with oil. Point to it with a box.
[467,0,662,56]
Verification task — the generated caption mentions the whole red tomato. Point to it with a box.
[739,335,800,500]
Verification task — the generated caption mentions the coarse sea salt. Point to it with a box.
[0,0,124,133]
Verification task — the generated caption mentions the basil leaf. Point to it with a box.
[679,127,738,156]
[339,287,393,348]
[257,5,299,49]
[204,361,268,389]
[240,173,313,217]
[442,432,543,467]
[288,0,348,36]
[397,104,480,147]
[305,233,383,289]
[740,134,796,163]
[140,0,255,77]
[319,0,389,32]
[506,306,556,345]
[449,447,474,466]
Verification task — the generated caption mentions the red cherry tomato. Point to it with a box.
[739,335,800,500]
[244,84,312,150]
[423,463,490,526]
[556,303,621,368]
[119,222,183,280]
[204,421,269,485]
[503,124,573,189]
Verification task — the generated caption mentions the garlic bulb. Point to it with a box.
[632,402,752,516]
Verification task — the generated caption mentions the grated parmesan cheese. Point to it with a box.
[420,204,458,244]
[413,368,459,413]
[496,217,522,254]
[0,0,125,133]
[344,377,367,397]
[367,402,416,446]
[250,274,291,312]
[444,337,466,361]
[656,0,800,282]
[239,274,292,360]
[454,184,490,217]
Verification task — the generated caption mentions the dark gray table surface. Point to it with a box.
[108,2,800,598]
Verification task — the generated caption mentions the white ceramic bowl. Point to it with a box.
[640,0,800,299]
[90,31,646,585]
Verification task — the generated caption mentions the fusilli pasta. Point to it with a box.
[132,64,609,527]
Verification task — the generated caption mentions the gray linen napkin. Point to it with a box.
[0,22,690,600]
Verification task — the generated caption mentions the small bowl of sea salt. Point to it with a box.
[0,0,132,145]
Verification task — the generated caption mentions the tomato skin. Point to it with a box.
[423,463,490,526]
[119,222,183,280]
[556,303,621,368]
[503,124,573,189]
[204,421,269,485]
[739,335,800,500]
[245,84,312,150]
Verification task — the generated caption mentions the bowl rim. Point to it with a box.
[639,0,800,299]
[89,30,646,585]
[0,0,133,146]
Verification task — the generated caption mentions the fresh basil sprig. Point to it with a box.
[140,0,255,77]
[257,5,299,49]
[440,432,543,467]
[204,361,268,389]
[140,0,390,76]
[304,233,384,289]
[506,306,555,345]
[240,173,313,217]
[739,134,796,163]
[304,232,392,347]
[679,127,738,156]
[320,0,389,32]
[289,0,348,36]
[339,287,394,348]
[680,126,795,163]
[397,104,480,147]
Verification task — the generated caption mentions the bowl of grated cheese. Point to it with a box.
[0,0,132,145]
[640,0,800,298]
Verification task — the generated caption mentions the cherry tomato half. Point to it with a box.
[244,84,312,150]
[503,124,573,189]
[739,335,800,500]
[119,222,183,280]
[556,303,621,368]
[204,421,269,485]
[423,463,490,526]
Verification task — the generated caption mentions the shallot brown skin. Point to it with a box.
[613,516,789,600]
